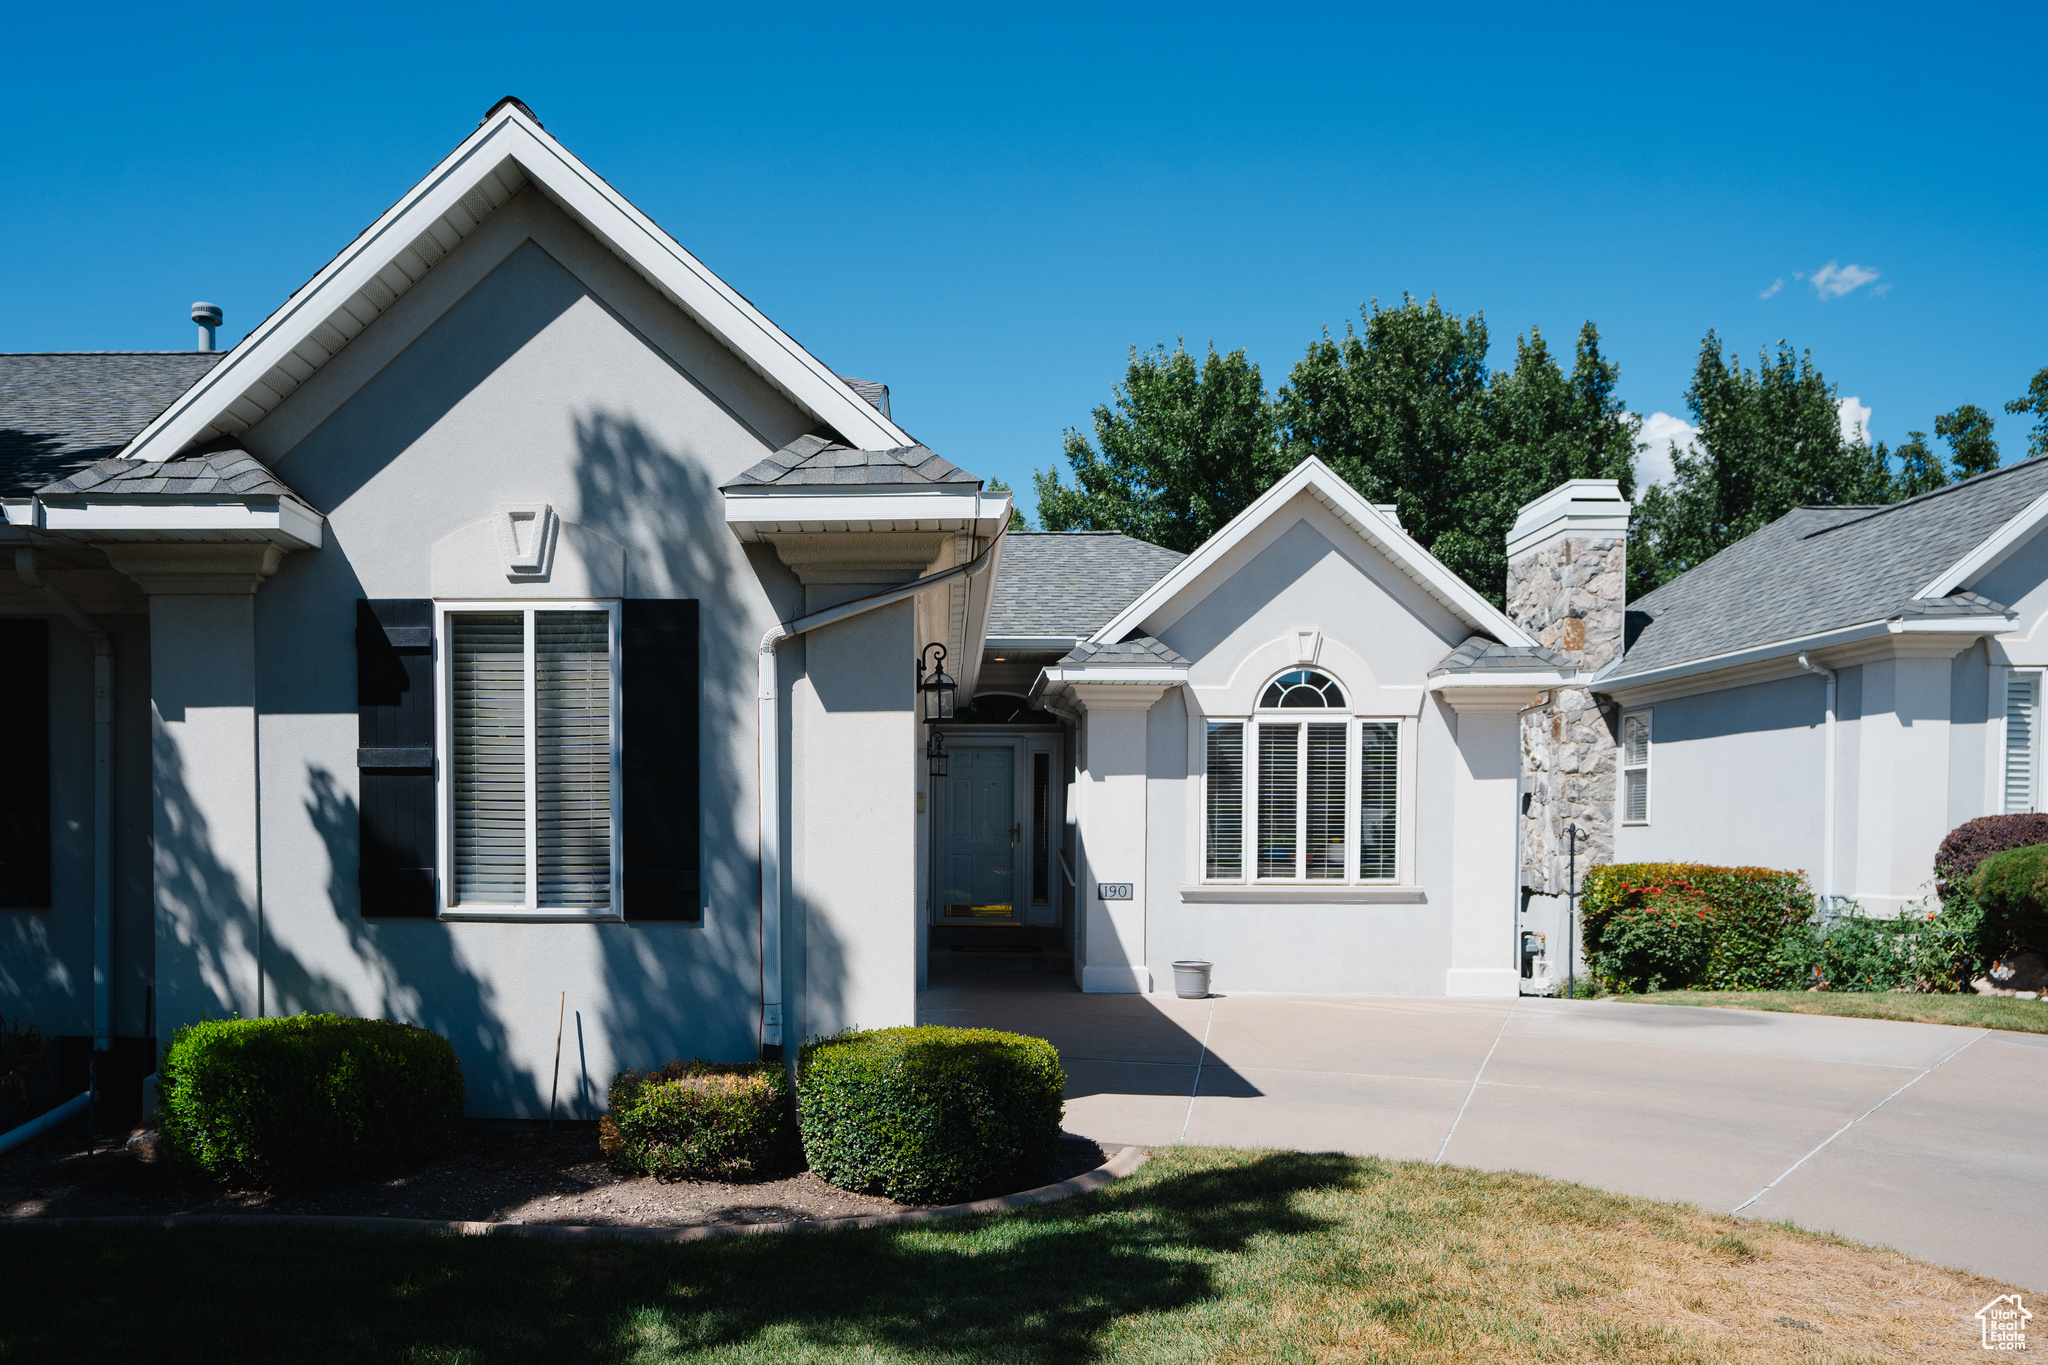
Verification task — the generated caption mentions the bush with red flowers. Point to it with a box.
[1581,863,1816,992]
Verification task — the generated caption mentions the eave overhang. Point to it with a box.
[722,487,1013,542]
[1598,612,2015,704]
[30,494,324,550]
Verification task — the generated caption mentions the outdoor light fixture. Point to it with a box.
[917,641,956,724]
[926,728,949,780]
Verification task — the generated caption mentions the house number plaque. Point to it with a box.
[1097,882,1134,901]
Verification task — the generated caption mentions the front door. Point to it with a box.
[940,746,1016,921]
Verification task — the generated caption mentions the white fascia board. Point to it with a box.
[723,490,1007,540]
[36,497,324,549]
[1918,487,2048,598]
[1427,669,1574,691]
[0,498,31,526]
[1038,664,1190,687]
[1089,457,1536,649]
[986,635,1082,652]
[1596,614,2010,697]
[120,106,912,463]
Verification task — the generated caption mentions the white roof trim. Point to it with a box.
[1088,457,1536,648]
[1917,486,2048,598]
[1427,669,1574,691]
[1600,613,2013,695]
[723,490,1012,542]
[120,103,914,462]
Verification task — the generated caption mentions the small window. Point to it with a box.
[1359,722,1398,879]
[443,603,620,916]
[1030,751,1052,904]
[1260,669,1347,709]
[1622,711,1651,825]
[2007,673,2040,814]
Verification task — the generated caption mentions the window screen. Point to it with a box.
[1359,721,1398,879]
[1205,723,1244,878]
[1305,723,1347,879]
[536,611,613,908]
[452,614,527,905]
[1257,724,1299,878]
[1622,712,1651,824]
[2008,674,2040,814]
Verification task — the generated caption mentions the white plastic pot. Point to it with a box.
[1172,960,1213,999]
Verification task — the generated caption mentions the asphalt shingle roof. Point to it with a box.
[39,446,305,502]
[722,431,979,488]
[1429,637,1573,675]
[0,352,226,496]
[1612,457,2048,680]
[1056,635,1189,666]
[988,532,1186,640]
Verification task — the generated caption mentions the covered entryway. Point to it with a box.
[927,725,1068,976]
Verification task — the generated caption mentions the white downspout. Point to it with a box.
[754,529,1005,1057]
[1797,652,1836,904]
[15,548,114,1122]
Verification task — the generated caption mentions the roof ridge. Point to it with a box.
[1804,454,2048,538]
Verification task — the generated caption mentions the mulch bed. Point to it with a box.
[0,1121,1112,1229]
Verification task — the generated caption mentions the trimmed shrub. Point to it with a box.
[1934,814,2048,902]
[599,1060,797,1180]
[798,1026,1064,1205]
[157,1014,463,1190]
[1580,863,1815,992]
[1972,843,2048,955]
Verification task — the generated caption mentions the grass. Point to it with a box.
[0,1147,2016,1363]
[1636,989,2048,1033]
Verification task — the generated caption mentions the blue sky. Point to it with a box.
[5,3,2043,520]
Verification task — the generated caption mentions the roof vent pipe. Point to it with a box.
[192,302,222,352]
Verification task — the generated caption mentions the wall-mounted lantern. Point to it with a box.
[926,728,949,780]
[917,641,956,725]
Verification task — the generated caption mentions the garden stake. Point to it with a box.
[548,991,565,1134]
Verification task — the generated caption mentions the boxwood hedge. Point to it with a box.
[797,1026,1064,1205]
[157,1014,463,1190]
[599,1059,797,1180]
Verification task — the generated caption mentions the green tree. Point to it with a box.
[984,479,1029,531]
[2006,365,2048,458]
[1032,342,1281,553]
[1628,332,1892,598]
[1888,432,1949,498]
[1934,404,2001,480]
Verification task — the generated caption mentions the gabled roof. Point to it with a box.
[1057,634,1189,666]
[1429,638,1572,675]
[987,531,1186,643]
[118,99,916,463]
[722,431,977,489]
[1611,457,2048,682]
[1088,457,1538,649]
[0,352,226,497]
[39,446,304,501]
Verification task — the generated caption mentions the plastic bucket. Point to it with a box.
[1171,960,1213,999]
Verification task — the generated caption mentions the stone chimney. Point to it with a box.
[1506,480,1630,899]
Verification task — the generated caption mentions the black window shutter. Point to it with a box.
[0,619,52,909]
[622,599,700,922]
[357,600,436,917]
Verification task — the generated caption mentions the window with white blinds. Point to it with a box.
[1201,686,1404,884]
[1622,711,1651,824]
[443,603,620,915]
[2006,673,2040,814]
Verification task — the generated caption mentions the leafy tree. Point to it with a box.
[1628,332,1892,598]
[984,479,1029,531]
[1888,432,1949,498]
[2007,365,2048,458]
[1033,342,1281,553]
[1934,404,2001,480]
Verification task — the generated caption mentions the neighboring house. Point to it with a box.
[2,99,1649,1120]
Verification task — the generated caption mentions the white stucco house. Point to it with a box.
[11,102,2034,1121]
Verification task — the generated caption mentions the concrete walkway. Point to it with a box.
[919,977,2047,1290]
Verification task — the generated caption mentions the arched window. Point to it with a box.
[1260,669,1346,709]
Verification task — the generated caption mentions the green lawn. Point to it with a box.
[1637,989,2048,1033]
[0,1147,2004,1363]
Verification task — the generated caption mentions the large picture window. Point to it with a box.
[1203,669,1403,884]
[439,602,621,917]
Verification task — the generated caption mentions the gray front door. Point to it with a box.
[940,746,1016,921]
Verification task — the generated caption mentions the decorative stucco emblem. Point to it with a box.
[493,503,557,578]
[1294,629,1322,664]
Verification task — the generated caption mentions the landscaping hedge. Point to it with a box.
[1934,814,2048,903]
[157,1014,463,1190]
[1580,863,1815,992]
[1971,844,2048,955]
[797,1026,1064,1205]
[599,1059,797,1180]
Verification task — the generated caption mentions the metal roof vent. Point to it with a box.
[192,302,222,352]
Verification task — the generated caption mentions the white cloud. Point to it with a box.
[1838,396,1873,447]
[1636,412,1700,488]
[1759,278,1785,299]
[1810,261,1880,299]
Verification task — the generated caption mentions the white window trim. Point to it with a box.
[1622,707,1652,826]
[1195,705,1411,888]
[434,599,624,922]
[2002,666,2043,815]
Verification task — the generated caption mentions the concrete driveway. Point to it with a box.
[919,977,2047,1290]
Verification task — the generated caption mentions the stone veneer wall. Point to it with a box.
[1508,535,1625,895]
